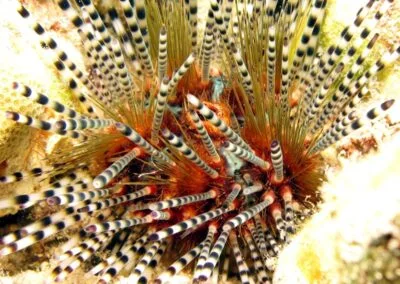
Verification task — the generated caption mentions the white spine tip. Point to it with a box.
[211,172,219,179]
[92,179,104,189]
[187,94,200,106]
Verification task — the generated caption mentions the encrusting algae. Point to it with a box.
[0,0,399,283]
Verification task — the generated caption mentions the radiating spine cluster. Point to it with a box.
[0,0,397,283]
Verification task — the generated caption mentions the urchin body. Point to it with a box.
[0,0,398,283]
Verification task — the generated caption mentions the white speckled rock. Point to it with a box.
[274,133,400,283]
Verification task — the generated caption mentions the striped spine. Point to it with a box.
[194,225,217,280]
[78,0,113,50]
[85,214,153,233]
[0,200,91,245]
[244,230,271,283]
[109,38,134,96]
[98,245,140,283]
[51,62,96,116]
[17,4,110,105]
[138,240,169,283]
[222,192,275,232]
[0,167,45,184]
[198,231,229,281]
[189,110,220,162]
[0,212,89,256]
[308,0,374,93]
[0,181,91,210]
[210,0,231,54]
[13,83,81,118]
[116,123,172,165]
[135,0,149,47]
[289,0,327,82]
[221,246,230,282]
[78,186,154,213]
[93,148,141,188]
[147,190,216,211]
[264,224,280,256]
[267,25,276,94]
[57,231,113,262]
[108,8,143,79]
[148,206,231,241]
[89,231,151,276]
[158,26,168,80]
[231,44,254,100]
[224,141,270,170]
[222,183,241,207]
[243,182,263,195]
[150,210,171,221]
[2,111,83,140]
[151,77,169,143]
[162,129,219,178]
[280,37,290,110]
[222,0,234,29]
[229,231,253,284]
[155,241,204,283]
[201,23,215,82]
[55,118,114,131]
[53,232,113,282]
[46,187,111,206]
[311,99,395,152]
[200,2,215,65]
[270,140,284,182]
[188,0,198,48]
[130,240,164,282]
[270,203,287,241]
[310,33,380,133]
[280,186,295,233]
[253,214,270,261]
[187,94,252,151]
[167,53,196,94]
[119,0,154,76]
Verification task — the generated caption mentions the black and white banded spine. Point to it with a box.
[270,140,284,182]
[162,129,219,178]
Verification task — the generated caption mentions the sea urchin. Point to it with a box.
[0,0,398,283]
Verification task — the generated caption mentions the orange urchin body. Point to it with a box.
[0,0,397,283]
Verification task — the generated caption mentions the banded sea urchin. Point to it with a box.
[0,0,398,283]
